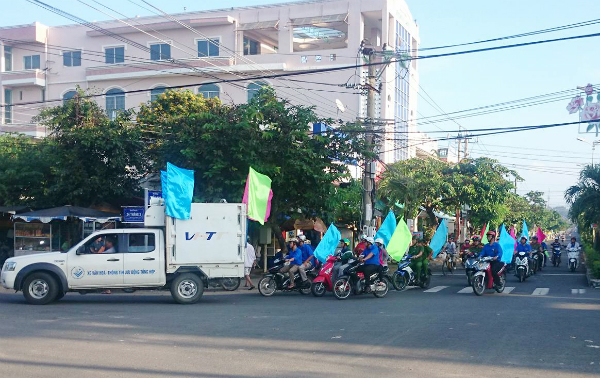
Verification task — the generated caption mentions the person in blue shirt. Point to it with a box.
[479,230,504,286]
[297,235,315,284]
[515,237,532,256]
[279,239,303,288]
[356,236,381,292]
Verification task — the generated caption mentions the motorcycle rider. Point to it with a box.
[375,238,389,268]
[298,235,315,280]
[408,236,424,283]
[568,237,580,251]
[333,239,354,283]
[515,236,533,273]
[530,236,548,267]
[479,230,504,285]
[551,237,562,263]
[279,239,304,289]
[469,236,483,256]
[356,236,381,292]
[354,235,368,257]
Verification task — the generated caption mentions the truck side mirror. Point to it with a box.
[76,246,85,255]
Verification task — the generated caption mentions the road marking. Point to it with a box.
[501,287,515,294]
[571,289,586,294]
[424,286,448,293]
[541,273,585,276]
[532,288,550,296]
[457,287,473,294]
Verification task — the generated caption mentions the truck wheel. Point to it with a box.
[170,273,204,304]
[23,272,59,305]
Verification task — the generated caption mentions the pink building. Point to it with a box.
[0,0,427,163]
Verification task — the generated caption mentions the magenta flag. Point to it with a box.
[510,226,516,238]
[536,227,546,243]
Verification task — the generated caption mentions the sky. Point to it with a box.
[2,0,600,208]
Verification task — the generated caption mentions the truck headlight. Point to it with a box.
[3,262,16,271]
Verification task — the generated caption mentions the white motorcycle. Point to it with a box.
[514,251,529,282]
[567,246,580,272]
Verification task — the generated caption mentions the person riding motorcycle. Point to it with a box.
[333,239,354,282]
[279,239,305,289]
[551,237,561,251]
[530,236,548,267]
[355,236,381,292]
[468,236,483,256]
[375,238,389,268]
[354,235,368,257]
[567,237,580,251]
[515,236,532,256]
[407,236,424,283]
[479,230,504,285]
[297,235,316,277]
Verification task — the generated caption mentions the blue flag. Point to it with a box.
[160,170,167,199]
[165,162,194,220]
[499,224,515,264]
[521,220,529,241]
[375,211,396,247]
[430,219,448,258]
[314,224,341,263]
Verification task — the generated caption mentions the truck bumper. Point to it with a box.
[1,270,16,290]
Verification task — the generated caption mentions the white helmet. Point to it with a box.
[375,238,384,245]
[289,238,298,243]
[365,236,375,244]
[298,235,306,241]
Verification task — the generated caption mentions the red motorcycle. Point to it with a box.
[472,256,506,296]
[311,254,338,297]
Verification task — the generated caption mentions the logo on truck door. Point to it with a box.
[185,232,223,241]
[71,266,85,279]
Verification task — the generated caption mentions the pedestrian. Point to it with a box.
[244,238,256,290]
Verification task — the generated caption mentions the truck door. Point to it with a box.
[123,231,162,285]
[67,231,124,288]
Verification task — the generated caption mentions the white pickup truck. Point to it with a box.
[1,203,247,305]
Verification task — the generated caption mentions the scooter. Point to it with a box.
[311,254,338,297]
[391,254,432,291]
[552,245,562,267]
[472,256,506,296]
[332,260,388,300]
[567,247,580,272]
[464,251,478,286]
[258,258,314,296]
[533,250,545,272]
[514,251,529,282]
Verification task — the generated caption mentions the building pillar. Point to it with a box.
[0,41,4,125]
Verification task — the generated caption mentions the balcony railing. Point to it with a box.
[0,69,45,87]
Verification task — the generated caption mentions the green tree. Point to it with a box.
[565,165,600,230]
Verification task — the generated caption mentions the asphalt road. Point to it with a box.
[0,260,599,378]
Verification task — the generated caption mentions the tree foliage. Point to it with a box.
[565,165,600,229]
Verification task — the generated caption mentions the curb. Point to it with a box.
[586,267,600,288]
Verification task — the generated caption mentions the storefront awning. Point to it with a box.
[237,20,279,31]
[13,206,121,224]
[290,14,348,26]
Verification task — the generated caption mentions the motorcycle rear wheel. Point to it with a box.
[311,282,326,297]
[372,279,389,298]
[518,269,525,283]
[258,277,277,297]
[333,278,351,300]
[221,277,241,291]
[419,272,431,289]
[472,275,485,296]
[392,272,408,291]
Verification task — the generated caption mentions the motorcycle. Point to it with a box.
[332,259,388,300]
[533,250,545,272]
[464,251,478,286]
[207,277,241,291]
[472,256,506,296]
[514,251,529,282]
[391,254,432,291]
[258,258,314,296]
[567,247,580,272]
[311,254,339,297]
[552,245,562,267]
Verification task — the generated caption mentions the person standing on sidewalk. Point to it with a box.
[244,238,256,290]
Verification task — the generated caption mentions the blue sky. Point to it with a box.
[3,0,600,208]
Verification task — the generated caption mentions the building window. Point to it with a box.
[198,84,220,99]
[106,88,125,120]
[247,81,268,101]
[150,43,171,61]
[243,37,260,56]
[105,46,125,64]
[4,89,12,124]
[4,47,12,72]
[150,86,166,102]
[197,38,219,57]
[63,50,82,67]
[24,55,41,70]
[63,90,77,104]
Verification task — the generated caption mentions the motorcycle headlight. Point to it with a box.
[3,262,16,272]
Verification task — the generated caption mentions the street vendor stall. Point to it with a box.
[12,206,121,256]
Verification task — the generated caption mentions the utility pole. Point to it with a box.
[361,44,377,236]
[457,136,461,162]
[464,136,469,159]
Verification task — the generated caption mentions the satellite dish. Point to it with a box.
[335,99,346,113]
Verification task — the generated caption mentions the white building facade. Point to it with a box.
[0,0,427,163]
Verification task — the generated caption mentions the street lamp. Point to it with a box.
[576,137,600,167]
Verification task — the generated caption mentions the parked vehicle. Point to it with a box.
[514,251,529,282]
[552,245,562,267]
[391,254,431,291]
[567,247,580,272]
[472,257,506,296]
[0,203,248,305]
[311,254,338,297]
[207,277,241,291]
[258,258,314,296]
[464,251,478,286]
[332,260,388,300]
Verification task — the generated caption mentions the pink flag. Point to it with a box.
[536,227,546,243]
[510,226,516,238]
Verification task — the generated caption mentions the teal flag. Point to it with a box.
[430,220,448,258]
[499,224,516,264]
[165,162,194,220]
[314,224,341,263]
[375,211,397,247]
[521,220,529,241]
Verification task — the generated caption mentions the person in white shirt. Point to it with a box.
[244,239,256,290]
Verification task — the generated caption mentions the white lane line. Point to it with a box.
[424,286,448,293]
[501,287,515,294]
[572,289,586,294]
[457,287,473,294]
[532,288,550,296]
[542,274,585,276]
